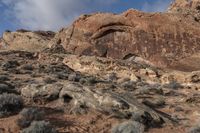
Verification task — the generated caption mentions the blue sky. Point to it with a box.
[0,0,172,35]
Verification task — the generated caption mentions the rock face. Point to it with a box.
[168,0,200,22]
[49,0,200,71]
[0,30,55,52]
[168,0,200,12]
[21,84,63,102]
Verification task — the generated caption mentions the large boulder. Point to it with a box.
[21,84,63,102]
[59,83,165,127]
[49,0,200,71]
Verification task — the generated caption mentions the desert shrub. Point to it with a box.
[112,121,144,133]
[17,108,44,128]
[188,125,200,133]
[163,81,183,89]
[21,121,57,133]
[2,60,20,69]
[131,110,164,128]
[0,93,23,117]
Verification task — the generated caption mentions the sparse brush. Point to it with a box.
[17,108,44,129]
[21,121,57,133]
[188,125,200,133]
[112,121,144,133]
[0,93,23,118]
[163,81,183,90]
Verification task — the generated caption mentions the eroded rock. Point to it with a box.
[50,5,200,71]
[59,82,169,127]
[0,30,55,52]
[21,84,63,102]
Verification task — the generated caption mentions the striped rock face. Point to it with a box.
[49,1,200,71]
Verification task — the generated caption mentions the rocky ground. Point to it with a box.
[0,0,200,133]
[0,50,199,133]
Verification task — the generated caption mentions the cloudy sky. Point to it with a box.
[0,0,172,34]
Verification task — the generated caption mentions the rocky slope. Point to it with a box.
[0,0,200,133]
[0,50,199,133]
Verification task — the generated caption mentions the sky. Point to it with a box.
[0,0,172,35]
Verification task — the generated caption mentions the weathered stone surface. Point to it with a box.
[63,54,160,83]
[50,2,200,71]
[0,30,55,52]
[21,84,63,102]
[161,71,200,84]
[168,0,200,16]
[59,82,168,127]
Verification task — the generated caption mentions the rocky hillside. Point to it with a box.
[0,0,200,133]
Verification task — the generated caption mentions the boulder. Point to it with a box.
[59,83,168,127]
[21,84,63,102]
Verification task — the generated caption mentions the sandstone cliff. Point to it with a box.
[49,0,200,71]
[1,0,199,71]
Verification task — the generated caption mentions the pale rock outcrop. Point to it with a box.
[0,30,55,52]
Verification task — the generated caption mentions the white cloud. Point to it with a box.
[0,0,172,31]
[0,0,118,31]
[142,0,172,12]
